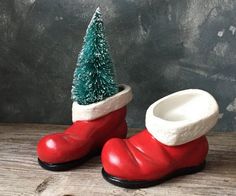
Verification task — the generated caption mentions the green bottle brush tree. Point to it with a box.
[71,7,118,105]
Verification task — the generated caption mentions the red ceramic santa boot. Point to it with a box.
[37,84,132,171]
[101,89,219,188]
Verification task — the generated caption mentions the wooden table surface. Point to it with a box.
[0,124,235,196]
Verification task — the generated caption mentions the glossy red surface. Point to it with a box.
[101,129,208,181]
[37,107,127,164]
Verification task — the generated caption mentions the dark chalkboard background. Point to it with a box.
[0,0,235,131]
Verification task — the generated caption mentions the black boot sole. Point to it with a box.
[102,160,206,189]
[38,150,100,171]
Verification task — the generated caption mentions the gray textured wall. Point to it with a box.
[0,0,235,131]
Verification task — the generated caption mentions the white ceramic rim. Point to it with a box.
[72,84,132,122]
[145,89,219,146]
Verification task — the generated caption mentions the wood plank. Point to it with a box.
[0,123,235,196]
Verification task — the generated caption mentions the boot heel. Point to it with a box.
[173,160,206,177]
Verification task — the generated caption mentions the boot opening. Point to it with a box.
[153,90,217,122]
[118,85,124,92]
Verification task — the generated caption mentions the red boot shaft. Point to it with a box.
[102,129,208,181]
[37,107,127,164]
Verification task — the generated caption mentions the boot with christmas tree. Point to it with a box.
[37,7,132,171]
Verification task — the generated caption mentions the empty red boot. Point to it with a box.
[101,89,219,188]
[37,84,132,171]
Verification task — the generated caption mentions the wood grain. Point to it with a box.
[0,123,235,196]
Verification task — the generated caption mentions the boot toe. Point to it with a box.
[37,133,88,164]
[101,138,142,180]
[37,133,66,163]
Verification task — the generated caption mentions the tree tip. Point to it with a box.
[96,7,101,14]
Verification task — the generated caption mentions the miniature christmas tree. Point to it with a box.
[71,7,118,105]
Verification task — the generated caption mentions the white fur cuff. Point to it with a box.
[145,89,219,146]
[72,84,132,122]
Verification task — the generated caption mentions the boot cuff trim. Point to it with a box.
[72,84,132,121]
[145,89,219,146]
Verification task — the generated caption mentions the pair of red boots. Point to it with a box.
[37,85,219,188]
